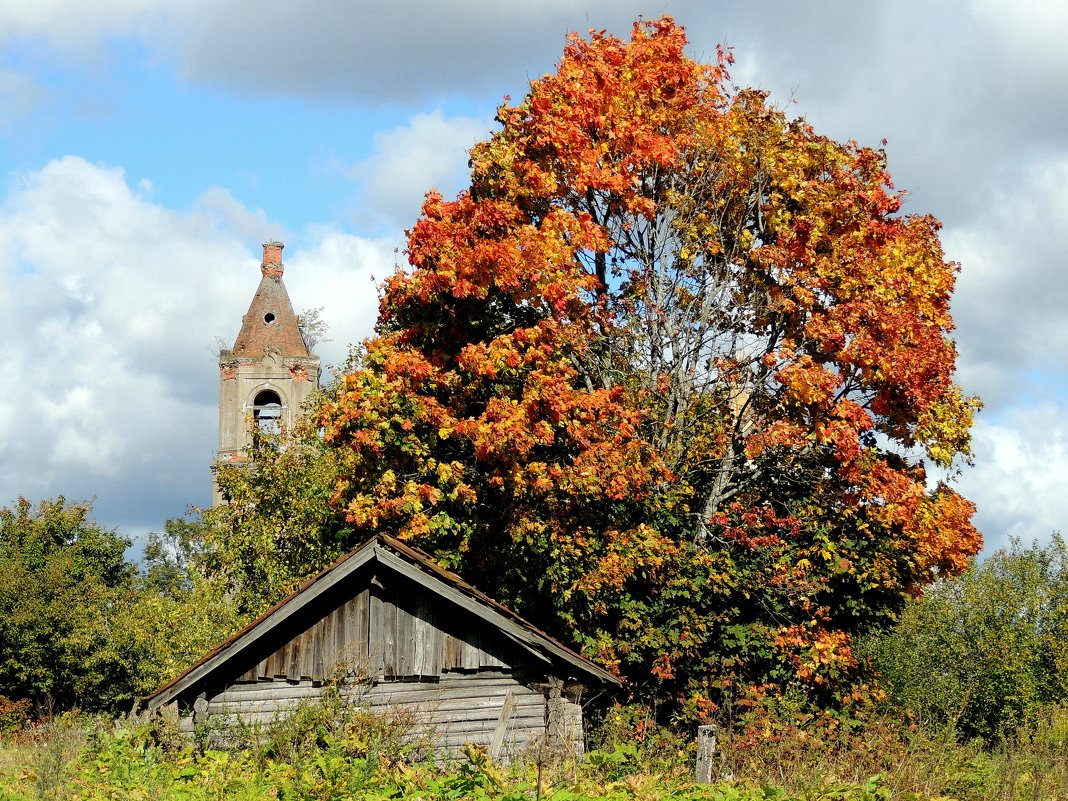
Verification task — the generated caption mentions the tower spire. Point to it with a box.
[214,242,321,503]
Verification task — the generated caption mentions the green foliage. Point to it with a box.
[860,535,1068,742]
[0,497,236,715]
[205,411,354,617]
[0,497,137,712]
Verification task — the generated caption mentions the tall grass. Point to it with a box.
[1,701,1067,800]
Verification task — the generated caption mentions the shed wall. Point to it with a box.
[187,672,582,759]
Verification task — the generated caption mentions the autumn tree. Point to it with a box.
[310,17,981,716]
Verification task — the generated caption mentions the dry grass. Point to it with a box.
[716,707,1068,800]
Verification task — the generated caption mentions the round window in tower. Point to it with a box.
[263,312,276,324]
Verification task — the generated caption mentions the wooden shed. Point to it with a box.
[146,534,619,759]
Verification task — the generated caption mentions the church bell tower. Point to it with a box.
[214,241,321,503]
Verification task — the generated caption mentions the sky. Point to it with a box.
[0,0,1065,556]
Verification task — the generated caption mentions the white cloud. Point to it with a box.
[0,156,390,534]
[961,405,1068,551]
[971,0,1068,75]
[345,110,490,232]
[943,156,1068,411]
[0,0,169,52]
[285,226,392,372]
[194,187,290,245]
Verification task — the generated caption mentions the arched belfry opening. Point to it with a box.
[214,242,321,504]
[252,390,283,435]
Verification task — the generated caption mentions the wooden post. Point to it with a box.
[489,690,517,762]
[193,695,209,725]
[695,724,717,784]
[546,677,566,748]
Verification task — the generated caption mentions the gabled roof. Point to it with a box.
[147,534,619,709]
[228,241,311,359]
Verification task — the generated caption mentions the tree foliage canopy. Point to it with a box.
[214,18,979,717]
[862,536,1068,742]
[0,498,235,713]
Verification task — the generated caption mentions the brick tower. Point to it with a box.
[214,241,321,503]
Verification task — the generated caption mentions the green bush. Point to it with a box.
[859,535,1068,742]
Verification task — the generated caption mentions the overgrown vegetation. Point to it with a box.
[3,692,1068,800]
[0,497,236,715]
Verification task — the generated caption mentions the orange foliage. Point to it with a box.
[318,17,980,716]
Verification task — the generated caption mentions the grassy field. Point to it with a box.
[2,703,1068,800]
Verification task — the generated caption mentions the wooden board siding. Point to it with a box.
[236,573,515,685]
[150,537,612,759]
[202,673,569,758]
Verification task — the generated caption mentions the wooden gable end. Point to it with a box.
[146,536,616,759]
[232,564,531,685]
[147,536,616,714]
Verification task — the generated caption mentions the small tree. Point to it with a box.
[297,306,332,352]
[0,497,135,711]
[0,498,237,713]
[862,536,1068,742]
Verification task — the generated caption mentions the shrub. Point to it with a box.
[859,535,1068,742]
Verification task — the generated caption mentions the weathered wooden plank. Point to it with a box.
[212,683,324,704]
[336,596,356,675]
[206,709,280,726]
[396,602,412,677]
[329,604,346,675]
[284,638,297,679]
[461,627,480,671]
[370,681,499,698]
[365,682,541,704]
[410,590,435,676]
[369,582,385,676]
[384,587,398,676]
[352,590,370,674]
[366,705,544,727]
[363,688,543,709]
[427,621,442,676]
[309,616,322,678]
[302,622,315,680]
[269,648,287,678]
[489,690,516,762]
[443,633,461,670]
[207,698,307,716]
[435,715,544,737]
[366,693,544,713]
